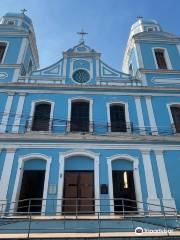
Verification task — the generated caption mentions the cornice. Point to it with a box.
[140,69,180,74]
[0,64,21,68]
[0,82,180,94]
[0,132,179,143]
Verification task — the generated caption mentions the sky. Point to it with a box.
[0,0,180,71]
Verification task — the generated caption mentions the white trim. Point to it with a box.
[135,43,144,69]
[107,154,143,213]
[67,97,93,132]
[28,99,55,132]
[0,149,16,212]
[145,96,158,135]
[152,47,172,70]
[62,57,67,76]
[16,38,28,64]
[134,96,146,135]
[57,149,100,214]
[0,92,15,133]
[154,150,176,211]
[106,101,131,133]
[11,153,52,214]
[96,57,100,77]
[0,41,9,64]
[12,93,26,133]
[141,150,161,211]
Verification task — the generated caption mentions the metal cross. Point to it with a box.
[136,16,143,20]
[77,29,88,43]
[21,9,27,14]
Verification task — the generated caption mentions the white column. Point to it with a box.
[154,150,176,211]
[135,96,146,135]
[0,92,15,133]
[94,155,100,213]
[0,148,16,213]
[145,96,158,135]
[141,150,161,211]
[12,93,26,133]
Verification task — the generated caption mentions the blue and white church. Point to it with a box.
[0,11,180,238]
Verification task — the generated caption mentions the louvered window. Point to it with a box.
[154,49,167,69]
[70,101,89,132]
[110,105,126,132]
[32,103,51,131]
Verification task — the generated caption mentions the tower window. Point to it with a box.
[154,49,167,69]
[129,64,133,76]
[32,103,51,131]
[170,106,180,133]
[28,59,33,74]
[110,104,127,132]
[0,42,7,63]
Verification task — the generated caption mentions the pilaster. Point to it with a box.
[12,93,27,133]
[141,150,161,211]
[134,96,146,135]
[154,150,176,211]
[145,96,158,135]
[0,92,15,133]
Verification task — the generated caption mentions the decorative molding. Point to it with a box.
[0,72,8,80]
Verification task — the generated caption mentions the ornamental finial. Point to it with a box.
[77,28,88,43]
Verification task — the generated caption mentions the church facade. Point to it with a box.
[0,12,180,220]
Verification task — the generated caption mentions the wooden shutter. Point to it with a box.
[155,50,167,69]
[110,105,126,132]
[0,43,6,63]
[171,106,180,133]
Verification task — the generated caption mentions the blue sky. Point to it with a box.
[0,0,180,70]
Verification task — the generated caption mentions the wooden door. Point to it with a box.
[63,171,94,214]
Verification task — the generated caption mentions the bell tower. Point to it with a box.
[122,17,180,86]
[0,11,39,82]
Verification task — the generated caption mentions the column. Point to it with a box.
[0,148,16,213]
[141,150,161,211]
[154,150,176,211]
[134,96,146,135]
[145,96,158,135]
[0,92,15,133]
[12,93,26,133]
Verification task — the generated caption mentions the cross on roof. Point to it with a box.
[21,9,27,15]
[77,29,88,43]
[136,16,143,20]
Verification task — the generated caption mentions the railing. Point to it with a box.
[22,119,177,136]
[0,198,179,238]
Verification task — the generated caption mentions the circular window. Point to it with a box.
[72,69,90,83]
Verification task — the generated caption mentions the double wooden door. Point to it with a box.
[112,170,137,213]
[63,171,94,214]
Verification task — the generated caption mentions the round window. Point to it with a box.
[72,69,90,83]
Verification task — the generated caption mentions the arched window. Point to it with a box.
[154,49,167,69]
[70,100,89,132]
[32,103,51,131]
[129,64,133,76]
[170,105,180,133]
[110,104,126,132]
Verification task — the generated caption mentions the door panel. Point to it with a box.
[63,171,94,213]
[112,170,137,213]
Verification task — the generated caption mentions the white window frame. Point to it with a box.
[10,153,52,215]
[152,47,172,70]
[167,103,180,134]
[106,101,131,134]
[0,41,9,64]
[67,97,93,133]
[27,100,55,133]
[107,154,143,214]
